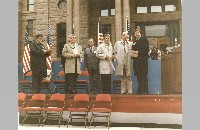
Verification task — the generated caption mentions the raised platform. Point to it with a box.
[22,94,182,114]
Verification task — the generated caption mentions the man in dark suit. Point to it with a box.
[84,38,101,94]
[132,29,149,94]
[30,34,52,93]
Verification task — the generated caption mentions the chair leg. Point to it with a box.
[67,118,70,128]
[59,119,61,128]
[22,114,28,126]
[107,117,109,129]
[89,114,93,129]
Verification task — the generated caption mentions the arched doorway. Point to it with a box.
[57,23,66,57]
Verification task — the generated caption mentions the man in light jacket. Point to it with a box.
[62,34,83,94]
[96,34,115,94]
[114,32,133,94]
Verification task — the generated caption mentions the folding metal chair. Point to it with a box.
[18,93,27,122]
[22,94,46,126]
[18,71,32,93]
[43,94,65,127]
[89,94,112,129]
[67,94,89,128]
[76,71,89,94]
[52,70,65,93]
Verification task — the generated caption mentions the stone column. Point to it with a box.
[123,0,130,32]
[66,0,73,37]
[131,0,136,39]
[111,24,115,45]
[79,0,89,47]
[36,0,48,35]
[74,0,80,44]
[115,0,122,41]
[179,20,182,46]
[177,0,182,11]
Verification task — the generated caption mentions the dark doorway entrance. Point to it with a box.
[57,23,66,57]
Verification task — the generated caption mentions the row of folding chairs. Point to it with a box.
[18,93,112,129]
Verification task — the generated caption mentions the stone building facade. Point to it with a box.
[18,0,182,62]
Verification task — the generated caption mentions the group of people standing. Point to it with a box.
[30,29,149,95]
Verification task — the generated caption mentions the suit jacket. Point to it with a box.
[96,42,114,74]
[132,37,149,58]
[30,41,50,77]
[84,46,99,70]
[114,40,133,76]
[132,37,149,75]
[62,43,83,74]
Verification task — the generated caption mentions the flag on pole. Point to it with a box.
[98,17,103,44]
[126,17,131,41]
[46,23,52,71]
[22,26,31,74]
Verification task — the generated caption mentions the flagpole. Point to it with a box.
[98,17,100,45]
[126,16,128,32]
[72,19,75,34]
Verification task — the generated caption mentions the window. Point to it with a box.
[151,6,162,13]
[137,7,147,13]
[111,9,115,15]
[27,20,33,36]
[165,5,176,12]
[99,0,115,16]
[145,25,167,36]
[27,0,35,11]
[101,9,109,16]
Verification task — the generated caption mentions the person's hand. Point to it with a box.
[127,76,131,80]
[60,65,63,68]
[45,49,52,54]
[75,53,81,58]
[131,50,138,57]
[71,54,76,58]
[105,55,112,61]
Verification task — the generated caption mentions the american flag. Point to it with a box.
[98,20,103,44]
[46,24,52,71]
[22,27,31,74]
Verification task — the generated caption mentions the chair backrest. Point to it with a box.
[18,93,26,101]
[18,93,26,107]
[31,94,46,101]
[71,94,89,108]
[26,71,32,77]
[80,71,89,76]
[30,94,46,107]
[93,94,112,109]
[24,71,32,80]
[48,94,65,108]
[58,71,65,77]
[50,94,65,101]
[74,94,89,102]
[77,71,89,81]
